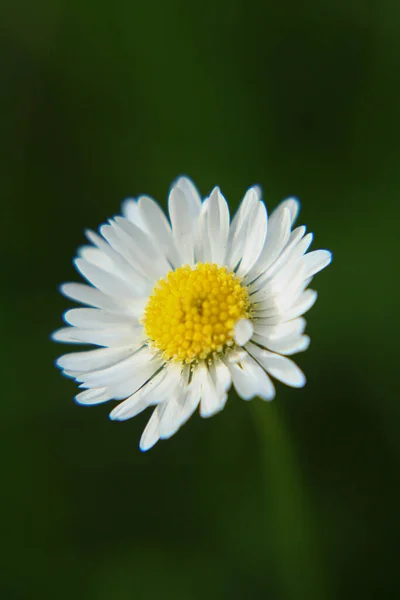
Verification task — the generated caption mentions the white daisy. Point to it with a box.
[53,177,331,451]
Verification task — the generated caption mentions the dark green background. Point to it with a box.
[2,1,399,599]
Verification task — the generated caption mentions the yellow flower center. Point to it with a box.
[143,263,250,363]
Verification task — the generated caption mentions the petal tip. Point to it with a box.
[108,407,119,421]
[139,438,155,452]
[282,196,301,225]
[253,185,262,199]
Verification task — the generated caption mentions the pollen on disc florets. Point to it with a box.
[142,263,250,363]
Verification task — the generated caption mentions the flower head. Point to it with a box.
[53,177,331,450]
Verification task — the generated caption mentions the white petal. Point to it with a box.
[276,197,300,225]
[102,219,170,280]
[139,407,162,451]
[256,275,310,319]
[57,346,136,372]
[251,315,284,330]
[77,347,155,387]
[263,356,306,388]
[140,371,194,449]
[142,379,200,448]
[262,334,310,355]
[74,258,140,299]
[236,200,268,277]
[146,363,185,406]
[194,197,211,263]
[225,349,247,364]
[137,195,181,268]
[250,259,306,305]
[226,187,260,270]
[121,198,148,230]
[110,368,162,400]
[246,343,306,388]
[206,187,230,265]
[158,367,204,442]
[246,207,291,281]
[168,184,200,265]
[63,308,137,329]
[234,319,254,346]
[250,247,312,316]
[255,265,309,311]
[111,394,152,421]
[301,250,332,279]
[198,362,224,418]
[178,376,203,426]
[227,354,275,401]
[158,370,194,438]
[110,368,164,420]
[60,283,128,313]
[75,387,113,405]
[284,289,318,320]
[80,356,162,402]
[175,176,202,214]
[110,363,183,421]
[78,246,114,272]
[289,233,314,262]
[252,185,262,200]
[252,317,310,354]
[52,325,143,347]
[62,369,85,379]
[246,226,306,287]
[254,318,307,341]
[158,395,186,438]
[209,355,231,397]
[85,230,149,291]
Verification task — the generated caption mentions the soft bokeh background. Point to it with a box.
[2,1,399,598]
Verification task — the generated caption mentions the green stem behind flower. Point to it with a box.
[251,400,330,600]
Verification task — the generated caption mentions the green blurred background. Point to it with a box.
[2,0,399,598]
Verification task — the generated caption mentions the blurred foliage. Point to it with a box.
[1,0,399,599]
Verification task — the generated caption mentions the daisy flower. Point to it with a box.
[53,177,331,450]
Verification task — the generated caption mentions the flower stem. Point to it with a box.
[250,400,331,600]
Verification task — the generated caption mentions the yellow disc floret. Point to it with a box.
[143,263,250,363]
